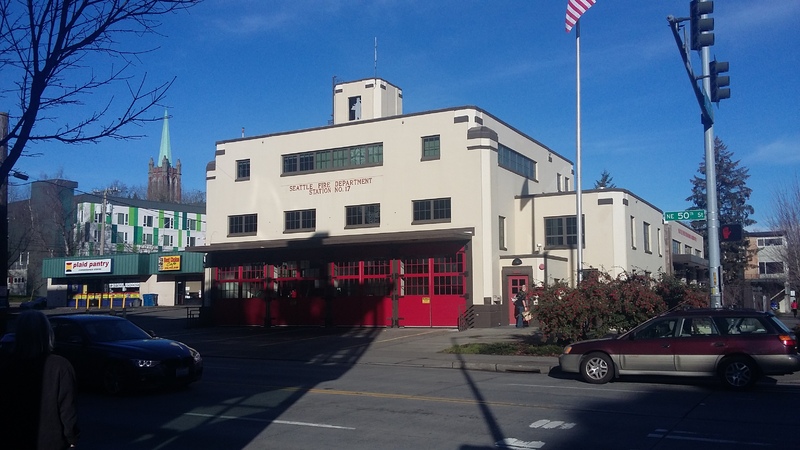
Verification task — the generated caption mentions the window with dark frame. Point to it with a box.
[285,209,316,231]
[544,215,584,248]
[228,214,258,235]
[282,143,383,175]
[498,144,536,180]
[236,159,250,180]
[422,135,440,160]
[346,204,380,227]
[643,221,652,253]
[413,198,451,223]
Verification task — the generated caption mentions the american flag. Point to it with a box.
[566,0,596,32]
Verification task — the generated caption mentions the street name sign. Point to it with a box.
[664,209,706,221]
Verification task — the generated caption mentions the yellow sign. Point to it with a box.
[158,255,181,271]
[422,297,430,304]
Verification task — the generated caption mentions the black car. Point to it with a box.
[47,314,203,394]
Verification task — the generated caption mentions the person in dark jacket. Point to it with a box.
[0,309,79,449]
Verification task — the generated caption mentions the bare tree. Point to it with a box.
[0,0,201,187]
[768,175,800,290]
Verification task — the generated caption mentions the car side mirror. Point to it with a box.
[147,330,157,337]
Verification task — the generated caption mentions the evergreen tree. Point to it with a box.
[686,137,755,284]
[594,170,616,189]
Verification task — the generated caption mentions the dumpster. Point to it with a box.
[142,294,159,307]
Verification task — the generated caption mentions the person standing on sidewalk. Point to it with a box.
[0,310,80,449]
[792,299,798,318]
[514,285,528,328]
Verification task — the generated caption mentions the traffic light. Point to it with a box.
[690,0,714,51]
[710,60,730,102]
[720,223,742,242]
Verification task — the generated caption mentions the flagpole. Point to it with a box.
[575,19,584,285]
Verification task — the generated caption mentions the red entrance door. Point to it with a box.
[507,276,529,325]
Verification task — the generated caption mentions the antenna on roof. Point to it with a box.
[374,37,378,79]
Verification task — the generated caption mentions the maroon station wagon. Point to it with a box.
[559,309,800,390]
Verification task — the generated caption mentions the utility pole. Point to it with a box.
[1,112,8,313]
[667,0,730,308]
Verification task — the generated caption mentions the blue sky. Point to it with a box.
[12,1,799,230]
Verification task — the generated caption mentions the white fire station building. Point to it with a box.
[196,78,704,328]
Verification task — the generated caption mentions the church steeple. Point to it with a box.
[158,109,172,166]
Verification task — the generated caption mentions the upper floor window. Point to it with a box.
[229,214,258,236]
[163,216,173,229]
[116,213,128,225]
[498,144,536,181]
[236,159,250,180]
[187,218,198,231]
[759,261,785,275]
[643,222,652,253]
[143,215,153,228]
[499,216,506,250]
[349,96,361,121]
[757,237,784,247]
[422,135,440,160]
[282,143,383,175]
[162,234,174,247]
[545,215,584,248]
[346,204,380,228]
[412,198,451,223]
[285,209,316,232]
[672,239,680,254]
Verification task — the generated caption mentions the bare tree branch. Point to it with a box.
[0,0,201,185]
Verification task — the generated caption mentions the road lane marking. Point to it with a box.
[496,437,546,449]
[647,429,769,446]
[184,412,355,430]
[530,419,575,430]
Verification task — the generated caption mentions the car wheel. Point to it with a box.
[719,356,758,390]
[580,352,614,384]
[102,364,125,395]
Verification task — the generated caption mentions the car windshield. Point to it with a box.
[83,320,151,342]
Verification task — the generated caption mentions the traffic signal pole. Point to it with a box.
[701,44,723,308]
[667,0,727,308]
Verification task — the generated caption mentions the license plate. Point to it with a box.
[176,367,190,377]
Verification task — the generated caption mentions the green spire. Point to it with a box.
[158,109,172,167]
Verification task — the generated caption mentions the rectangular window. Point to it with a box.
[544,216,584,248]
[672,239,680,254]
[346,204,380,227]
[556,173,563,192]
[285,209,316,232]
[757,237,783,247]
[643,222,652,253]
[564,177,570,192]
[684,245,692,255]
[228,214,258,235]
[143,215,153,227]
[188,236,196,247]
[422,135,441,160]
[116,213,128,225]
[94,212,102,223]
[162,234,173,247]
[630,216,636,249]
[143,233,153,245]
[282,143,383,174]
[498,144,536,180]
[412,198,451,223]
[759,262,785,275]
[236,159,251,180]
[499,216,506,250]
[348,96,361,121]
[116,232,127,243]
[657,228,663,256]
[164,216,174,229]
[187,218,197,230]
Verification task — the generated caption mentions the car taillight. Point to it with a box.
[778,334,797,348]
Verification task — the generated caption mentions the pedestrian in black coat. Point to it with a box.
[0,309,79,450]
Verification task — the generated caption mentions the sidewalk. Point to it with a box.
[70,306,561,375]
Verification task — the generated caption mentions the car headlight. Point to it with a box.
[133,359,160,368]
[190,347,202,363]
